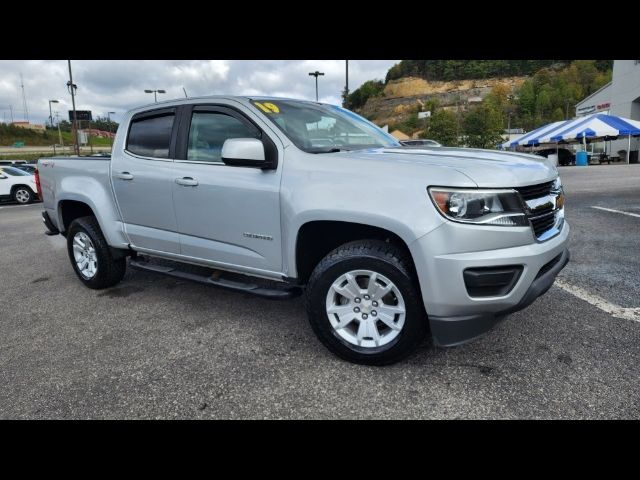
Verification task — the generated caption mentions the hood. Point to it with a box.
[338,146,557,188]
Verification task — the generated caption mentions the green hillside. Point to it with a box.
[0,124,112,147]
[347,60,613,148]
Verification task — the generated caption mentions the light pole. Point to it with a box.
[54,111,63,149]
[145,89,166,103]
[48,99,59,128]
[308,71,324,102]
[107,111,116,147]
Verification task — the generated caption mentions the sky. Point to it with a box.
[0,60,398,125]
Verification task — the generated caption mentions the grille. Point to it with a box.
[529,211,556,237]
[514,180,559,239]
[515,180,555,200]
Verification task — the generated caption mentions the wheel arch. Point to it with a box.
[57,199,97,234]
[293,219,417,285]
[10,184,35,195]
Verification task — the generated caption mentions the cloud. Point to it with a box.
[0,60,398,125]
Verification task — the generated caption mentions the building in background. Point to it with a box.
[575,60,640,160]
[390,129,410,141]
[9,121,45,131]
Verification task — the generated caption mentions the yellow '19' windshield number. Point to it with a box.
[254,102,280,114]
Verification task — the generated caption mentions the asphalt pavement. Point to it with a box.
[0,164,638,419]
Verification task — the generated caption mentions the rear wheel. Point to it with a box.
[67,216,126,289]
[13,187,33,204]
[305,240,428,365]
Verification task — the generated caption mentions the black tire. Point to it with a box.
[66,216,126,289]
[305,240,428,366]
[12,186,34,204]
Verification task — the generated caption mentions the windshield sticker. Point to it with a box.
[254,101,280,114]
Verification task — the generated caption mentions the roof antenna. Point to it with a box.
[182,87,188,98]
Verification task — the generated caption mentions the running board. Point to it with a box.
[129,258,301,299]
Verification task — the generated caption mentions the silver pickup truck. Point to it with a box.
[37,96,569,365]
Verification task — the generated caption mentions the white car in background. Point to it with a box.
[0,166,39,204]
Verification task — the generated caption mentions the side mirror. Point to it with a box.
[0,174,7,179]
[221,138,270,168]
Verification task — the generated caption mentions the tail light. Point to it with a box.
[35,168,42,201]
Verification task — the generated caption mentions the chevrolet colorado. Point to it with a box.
[37,96,569,365]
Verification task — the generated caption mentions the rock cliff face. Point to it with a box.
[356,76,526,127]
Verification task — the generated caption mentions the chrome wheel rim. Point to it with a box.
[15,189,30,204]
[326,269,406,348]
[72,232,98,279]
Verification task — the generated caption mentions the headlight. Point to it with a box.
[428,188,528,226]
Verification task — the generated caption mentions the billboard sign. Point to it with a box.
[69,110,92,121]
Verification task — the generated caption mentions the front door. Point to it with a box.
[171,105,283,275]
[111,107,181,254]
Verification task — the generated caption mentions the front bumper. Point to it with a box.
[409,219,570,347]
[429,248,569,346]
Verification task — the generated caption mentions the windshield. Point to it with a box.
[250,99,400,153]
[0,166,31,176]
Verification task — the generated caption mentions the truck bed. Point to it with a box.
[37,156,128,248]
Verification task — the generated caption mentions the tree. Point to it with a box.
[347,80,385,109]
[427,109,459,146]
[462,103,504,149]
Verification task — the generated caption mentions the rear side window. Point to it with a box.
[127,112,175,158]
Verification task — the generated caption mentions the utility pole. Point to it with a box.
[67,60,80,156]
[342,60,349,107]
[565,99,570,120]
[308,71,324,102]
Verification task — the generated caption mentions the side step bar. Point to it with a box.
[129,258,301,300]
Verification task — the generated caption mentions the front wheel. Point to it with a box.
[66,216,126,289]
[13,187,34,204]
[305,240,428,365]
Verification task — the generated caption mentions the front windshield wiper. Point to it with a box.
[312,147,345,154]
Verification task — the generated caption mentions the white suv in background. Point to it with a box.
[0,166,39,204]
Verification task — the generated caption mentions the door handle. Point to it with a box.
[115,172,134,180]
[175,177,198,186]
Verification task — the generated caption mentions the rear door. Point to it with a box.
[0,169,11,195]
[171,104,283,275]
[111,107,181,253]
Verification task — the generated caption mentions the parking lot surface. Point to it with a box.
[1,164,639,419]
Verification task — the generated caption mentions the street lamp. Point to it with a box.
[48,99,59,128]
[308,71,324,102]
[144,89,166,103]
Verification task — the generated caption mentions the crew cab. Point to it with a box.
[37,96,569,365]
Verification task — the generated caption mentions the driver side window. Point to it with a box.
[187,112,260,163]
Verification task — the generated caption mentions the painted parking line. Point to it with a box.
[554,279,640,323]
[591,206,640,218]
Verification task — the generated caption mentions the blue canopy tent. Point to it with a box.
[500,113,640,163]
